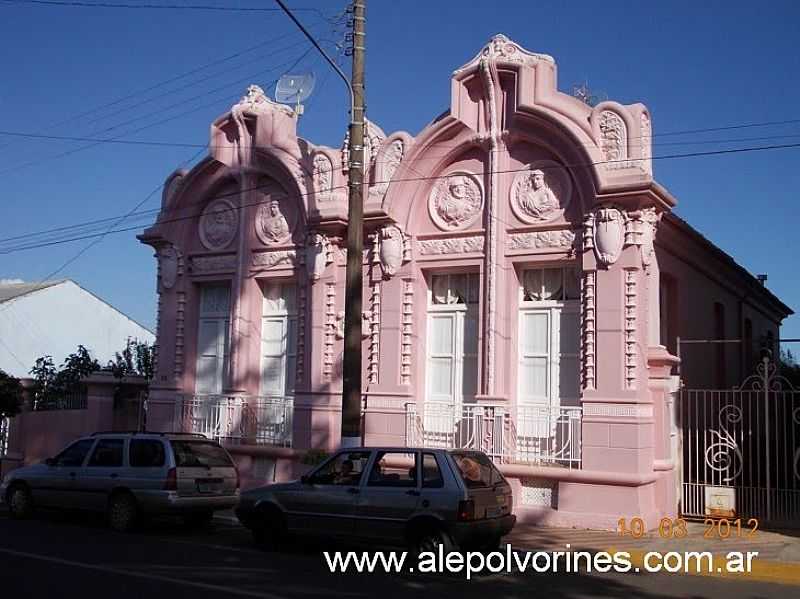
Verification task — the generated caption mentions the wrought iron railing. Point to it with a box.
[405,402,582,468]
[167,395,294,447]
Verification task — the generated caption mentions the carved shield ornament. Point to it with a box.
[159,246,179,290]
[305,233,331,282]
[593,207,625,266]
[379,225,404,278]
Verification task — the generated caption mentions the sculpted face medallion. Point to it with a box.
[199,199,237,250]
[256,194,293,245]
[428,172,484,231]
[510,160,571,224]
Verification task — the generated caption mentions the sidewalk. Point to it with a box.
[215,510,800,585]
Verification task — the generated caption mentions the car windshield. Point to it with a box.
[171,441,233,468]
[449,451,504,488]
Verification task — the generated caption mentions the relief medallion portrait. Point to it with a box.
[510,160,572,224]
[428,171,484,231]
[199,199,238,250]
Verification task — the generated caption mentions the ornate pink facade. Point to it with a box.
[139,36,791,529]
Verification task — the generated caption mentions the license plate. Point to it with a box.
[197,478,223,494]
[486,506,502,518]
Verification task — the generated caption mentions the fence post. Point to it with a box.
[763,355,772,522]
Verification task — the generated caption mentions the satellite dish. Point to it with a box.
[275,72,316,115]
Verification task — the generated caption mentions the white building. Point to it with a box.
[0,279,154,378]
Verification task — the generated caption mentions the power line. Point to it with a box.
[0,0,325,14]
[3,139,800,256]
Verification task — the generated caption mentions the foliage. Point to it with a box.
[779,349,800,389]
[0,370,23,419]
[107,338,155,381]
[301,448,329,466]
[30,345,99,410]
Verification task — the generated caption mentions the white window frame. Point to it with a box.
[260,282,298,398]
[517,267,580,409]
[195,284,231,395]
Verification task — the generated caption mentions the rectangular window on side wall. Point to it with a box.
[195,284,231,395]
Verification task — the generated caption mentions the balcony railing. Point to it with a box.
[405,402,582,468]
[170,395,293,447]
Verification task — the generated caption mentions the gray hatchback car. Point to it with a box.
[236,447,515,552]
[0,431,240,531]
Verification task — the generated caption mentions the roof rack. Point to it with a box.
[89,431,208,438]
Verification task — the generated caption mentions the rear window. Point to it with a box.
[130,439,166,468]
[450,451,505,488]
[171,441,233,468]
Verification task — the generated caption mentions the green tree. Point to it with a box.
[0,370,23,419]
[779,349,800,389]
[30,346,100,410]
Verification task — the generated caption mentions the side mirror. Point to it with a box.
[44,458,56,467]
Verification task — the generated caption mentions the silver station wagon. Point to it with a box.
[236,447,515,552]
[0,432,240,531]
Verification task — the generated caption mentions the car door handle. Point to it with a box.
[347,487,360,494]
[406,490,420,496]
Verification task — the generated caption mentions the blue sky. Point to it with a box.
[1,0,799,345]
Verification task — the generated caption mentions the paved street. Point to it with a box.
[0,509,793,599]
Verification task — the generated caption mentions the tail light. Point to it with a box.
[164,467,177,491]
[457,499,475,521]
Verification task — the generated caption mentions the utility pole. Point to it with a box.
[273,0,366,447]
[340,0,366,448]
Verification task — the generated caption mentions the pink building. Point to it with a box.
[139,35,791,529]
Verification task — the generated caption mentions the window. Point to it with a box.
[88,439,124,468]
[426,273,479,413]
[53,439,95,467]
[129,440,166,468]
[518,266,580,409]
[308,451,371,486]
[195,284,231,395]
[171,441,233,468]
[422,453,444,489]
[714,302,726,387]
[367,451,418,488]
[261,282,298,397]
[450,450,505,488]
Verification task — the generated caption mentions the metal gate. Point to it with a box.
[680,357,800,524]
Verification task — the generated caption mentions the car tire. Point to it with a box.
[107,492,138,533]
[251,506,288,551]
[7,484,34,520]
[183,511,214,529]
[413,526,454,556]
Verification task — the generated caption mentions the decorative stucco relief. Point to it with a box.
[199,199,238,251]
[323,283,336,380]
[251,249,297,269]
[428,172,484,231]
[296,285,306,383]
[418,235,485,255]
[454,33,554,75]
[189,254,236,273]
[583,404,653,418]
[640,112,653,175]
[341,119,386,173]
[599,110,629,170]
[585,206,625,266]
[400,279,414,386]
[624,269,638,390]
[507,229,577,252]
[312,153,333,202]
[304,233,333,282]
[335,310,371,340]
[174,291,186,380]
[369,139,404,202]
[510,161,572,224]
[581,271,596,391]
[368,282,381,384]
[375,224,411,278]
[230,85,294,169]
[255,193,293,245]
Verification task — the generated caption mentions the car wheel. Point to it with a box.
[251,507,287,551]
[183,511,214,529]
[107,492,138,533]
[7,484,34,520]
[414,526,454,555]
